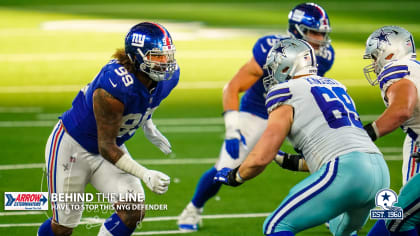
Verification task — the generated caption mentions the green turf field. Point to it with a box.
[0,0,418,235]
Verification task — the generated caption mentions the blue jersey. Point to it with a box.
[61,59,179,154]
[240,34,335,119]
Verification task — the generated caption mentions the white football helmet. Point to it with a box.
[375,189,398,211]
[363,26,416,86]
[263,38,317,91]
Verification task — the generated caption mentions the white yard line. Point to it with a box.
[0,51,250,62]
[0,158,218,170]
[0,121,57,127]
[0,212,270,228]
[0,80,382,94]
[0,81,227,94]
[0,117,378,127]
[0,163,45,170]
[0,107,43,113]
[132,230,191,235]
[0,222,41,227]
[0,150,402,171]
[0,121,223,133]
[34,115,225,125]
[0,211,45,216]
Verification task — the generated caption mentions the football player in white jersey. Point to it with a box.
[214,38,390,235]
[178,3,334,231]
[362,26,420,236]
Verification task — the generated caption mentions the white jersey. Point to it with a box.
[379,58,420,140]
[266,76,380,173]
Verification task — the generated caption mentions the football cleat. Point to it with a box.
[177,202,203,231]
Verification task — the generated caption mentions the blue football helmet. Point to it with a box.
[125,22,177,82]
[288,3,331,50]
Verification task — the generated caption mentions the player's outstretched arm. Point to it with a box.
[222,57,263,159]
[93,88,170,194]
[143,118,172,155]
[239,104,293,180]
[364,79,417,141]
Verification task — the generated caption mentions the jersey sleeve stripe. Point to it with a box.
[266,94,292,113]
[267,87,290,98]
[379,72,410,89]
[380,65,408,77]
[378,65,409,88]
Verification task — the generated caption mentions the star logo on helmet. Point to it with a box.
[374,30,392,47]
[275,42,294,57]
[275,43,287,57]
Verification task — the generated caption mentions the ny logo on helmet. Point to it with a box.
[131,33,146,47]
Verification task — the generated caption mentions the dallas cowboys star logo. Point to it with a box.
[382,192,391,201]
[374,30,392,47]
[275,42,297,57]
[275,43,288,57]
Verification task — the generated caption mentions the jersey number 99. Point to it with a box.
[114,67,134,87]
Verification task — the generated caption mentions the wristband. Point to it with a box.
[228,167,243,186]
[115,153,148,179]
[282,154,301,171]
[235,169,244,183]
[364,122,379,141]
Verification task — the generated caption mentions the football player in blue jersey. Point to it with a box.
[178,2,335,231]
[361,26,420,236]
[37,22,179,236]
[214,38,389,236]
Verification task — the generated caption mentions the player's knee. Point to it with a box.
[51,221,73,236]
[117,202,145,229]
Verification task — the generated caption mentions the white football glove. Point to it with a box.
[224,110,240,140]
[143,119,172,155]
[115,154,171,195]
[142,169,171,195]
[223,110,247,159]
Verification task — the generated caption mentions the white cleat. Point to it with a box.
[177,202,203,232]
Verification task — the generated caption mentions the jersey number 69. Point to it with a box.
[311,86,363,129]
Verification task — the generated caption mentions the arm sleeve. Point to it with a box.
[265,83,293,114]
[379,62,410,92]
[252,36,271,69]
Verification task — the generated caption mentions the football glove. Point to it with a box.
[115,154,171,195]
[142,169,171,195]
[224,110,246,159]
[143,119,172,155]
[274,151,305,171]
[213,167,243,187]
